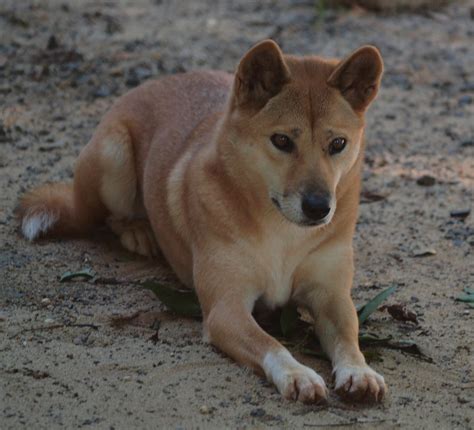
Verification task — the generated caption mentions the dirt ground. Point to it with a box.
[1,0,473,429]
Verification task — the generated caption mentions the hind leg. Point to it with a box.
[18,116,154,243]
[78,123,157,257]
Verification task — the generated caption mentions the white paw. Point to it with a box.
[263,350,328,404]
[334,364,386,402]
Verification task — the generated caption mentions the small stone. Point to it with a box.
[250,408,266,418]
[73,332,91,345]
[109,67,123,77]
[16,141,28,150]
[412,248,437,258]
[44,318,55,324]
[93,85,111,98]
[450,209,470,220]
[199,405,210,415]
[41,298,51,305]
[0,123,9,142]
[123,375,131,381]
[460,81,474,92]
[416,175,436,186]
[125,66,152,87]
[39,141,66,152]
[105,17,123,34]
[47,35,59,50]
[458,95,472,106]
[206,18,217,29]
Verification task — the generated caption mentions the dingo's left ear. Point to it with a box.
[328,46,384,112]
[233,40,291,110]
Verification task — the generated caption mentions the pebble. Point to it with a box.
[41,298,51,305]
[47,34,60,50]
[15,141,28,150]
[39,141,66,152]
[93,85,112,98]
[44,318,55,324]
[199,405,210,415]
[0,122,8,142]
[412,248,437,258]
[73,332,91,345]
[450,209,471,220]
[125,66,152,87]
[416,175,436,186]
[250,408,266,418]
[458,95,472,106]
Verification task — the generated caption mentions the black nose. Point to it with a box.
[301,194,331,221]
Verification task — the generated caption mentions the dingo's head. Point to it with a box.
[224,40,383,227]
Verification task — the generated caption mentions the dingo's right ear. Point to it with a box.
[233,40,290,111]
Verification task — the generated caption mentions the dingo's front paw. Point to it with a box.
[278,366,328,403]
[334,365,386,402]
[263,350,328,404]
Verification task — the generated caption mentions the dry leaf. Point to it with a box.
[381,304,418,324]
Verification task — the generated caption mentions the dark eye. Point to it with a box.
[328,137,347,155]
[270,134,295,153]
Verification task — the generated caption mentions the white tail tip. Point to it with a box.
[21,210,58,241]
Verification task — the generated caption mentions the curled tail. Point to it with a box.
[17,183,87,241]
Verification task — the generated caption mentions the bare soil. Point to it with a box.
[1,1,473,429]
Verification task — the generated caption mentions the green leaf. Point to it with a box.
[279,304,299,337]
[357,285,397,325]
[60,268,95,282]
[142,280,202,318]
[455,288,474,306]
[385,339,432,363]
[358,333,393,345]
[456,293,474,303]
[363,349,383,363]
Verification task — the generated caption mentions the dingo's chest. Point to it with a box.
[250,223,328,309]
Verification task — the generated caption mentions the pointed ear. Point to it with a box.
[233,40,291,110]
[327,45,384,112]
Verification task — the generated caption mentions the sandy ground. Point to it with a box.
[1,0,473,429]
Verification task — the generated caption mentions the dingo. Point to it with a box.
[17,40,385,403]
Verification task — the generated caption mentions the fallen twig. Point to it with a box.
[9,322,99,339]
[304,418,395,427]
[93,276,128,285]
